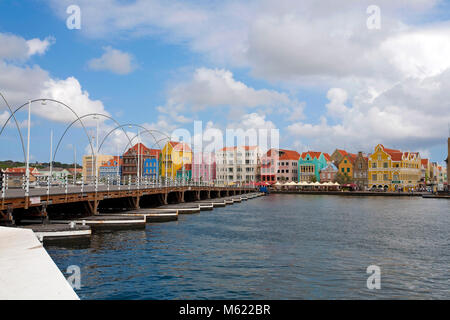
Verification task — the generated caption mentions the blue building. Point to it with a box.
[143,156,159,179]
[99,156,122,179]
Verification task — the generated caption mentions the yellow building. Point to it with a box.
[160,141,192,179]
[337,153,357,180]
[400,152,422,191]
[368,144,421,191]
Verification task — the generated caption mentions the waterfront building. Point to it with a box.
[447,137,450,189]
[215,146,261,184]
[368,145,402,191]
[37,167,70,181]
[319,163,338,182]
[160,141,192,179]
[143,156,159,179]
[68,168,82,179]
[99,156,122,179]
[298,151,331,182]
[3,167,39,187]
[436,165,447,187]
[420,158,432,187]
[176,164,192,180]
[121,143,160,180]
[353,152,369,190]
[260,149,300,183]
[192,152,216,182]
[330,149,348,167]
[82,154,114,180]
[368,144,421,191]
[338,153,357,179]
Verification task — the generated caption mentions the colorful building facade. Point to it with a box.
[298,151,331,182]
[160,141,192,179]
[338,153,356,178]
[192,152,216,182]
[260,149,300,183]
[99,156,122,179]
[121,143,160,179]
[353,152,369,190]
[319,163,338,182]
[368,144,421,191]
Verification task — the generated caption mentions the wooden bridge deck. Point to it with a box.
[0,185,256,222]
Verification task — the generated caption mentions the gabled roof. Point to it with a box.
[378,144,402,161]
[265,149,300,160]
[124,143,160,156]
[4,167,38,174]
[336,149,348,156]
[165,141,192,152]
[301,151,329,161]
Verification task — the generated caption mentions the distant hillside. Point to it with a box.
[0,160,81,169]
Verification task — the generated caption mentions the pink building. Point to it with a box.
[192,152,216,182]
[261,149,300,183]
[320,163,338,182]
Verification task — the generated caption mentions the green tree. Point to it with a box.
[334,172,352,184]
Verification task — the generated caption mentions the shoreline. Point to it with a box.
[270,190,449,198]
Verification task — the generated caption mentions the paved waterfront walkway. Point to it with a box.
[0,226,79,300]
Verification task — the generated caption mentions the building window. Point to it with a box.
[372,174,377,181]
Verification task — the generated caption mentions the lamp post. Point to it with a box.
[137,129,140,189]
[25,100,31,198]
[73,145,77,185]
[93,115,99,192]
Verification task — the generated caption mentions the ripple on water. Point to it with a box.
[46,194,450,299]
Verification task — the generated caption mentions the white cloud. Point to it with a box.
[46,0,446,83]
[326,88,349,118]
[27,36,55,56]
[228,112,276,131]
[288,70,450,153]
[168,68,299,111]
[0,33,109,128]
[88,46,137,75]
[37,77,109,124]
[0,33,55,61]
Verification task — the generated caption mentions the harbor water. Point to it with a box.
[46,194,450,299]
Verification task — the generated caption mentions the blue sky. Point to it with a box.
[0,0,449,165]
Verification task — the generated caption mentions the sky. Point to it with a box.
[0,0,449,165]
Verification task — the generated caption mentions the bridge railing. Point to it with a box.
[0,172,256,199]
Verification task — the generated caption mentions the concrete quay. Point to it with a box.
[0,226,79,300]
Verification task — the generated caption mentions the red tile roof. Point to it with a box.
[265,149,300,160]
[4,167,38,175]
[301,151,329,160]
[378,145,403,161]
[124,143,160,156]
[171,141,192,152]
[219,146,258,151]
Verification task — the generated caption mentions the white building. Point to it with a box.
[215,146,261,184]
